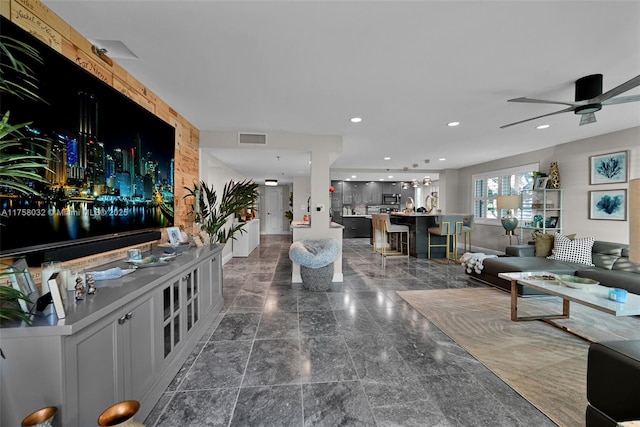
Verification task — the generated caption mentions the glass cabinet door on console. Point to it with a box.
[162,277,182,359]
[184,269,200,333]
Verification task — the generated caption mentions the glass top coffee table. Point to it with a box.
[498,271,640,341]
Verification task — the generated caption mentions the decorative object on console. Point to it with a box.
[590,150,628,185]
[547,161,561,189]
[47,272,66,318]
[6,258,38,313]
[166,227,183,245]
[496,195,520,235]
[631,178,639,264]
[589,189,627,221]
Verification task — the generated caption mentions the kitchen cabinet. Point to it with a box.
[0,246,224,427]
[362,182,382,204]
[343,182,362,205]
[343,216,371,238]
[382,182,401,194]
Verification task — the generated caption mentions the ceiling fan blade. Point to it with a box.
[508,97,579,107]
[602,94,640,105]
[500,106,575,129]
[579,113,597,126]
[592,74,640,103]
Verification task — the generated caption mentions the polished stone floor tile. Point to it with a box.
[300,336,358,382]
[230,385,303,427]
[344,334,413,380]
[179,341,252,390]
[297,292,333,312]
[145,236,558,427]
[299,310,339,336]
[372,401,452,427]
[255,311,299,339]
[154,389,238,427]
[302,381,375,426]
[243,338,303,386]
[209,312,261,341]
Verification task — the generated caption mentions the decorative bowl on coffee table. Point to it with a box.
[556,274,599,289]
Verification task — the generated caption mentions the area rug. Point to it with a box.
[396,288,640,427]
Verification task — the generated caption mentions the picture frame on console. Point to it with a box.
[546,216,558,228]
[589,150,628,185]
[7,258,39,312]
[589,189,627,221]
[167,227,182,245]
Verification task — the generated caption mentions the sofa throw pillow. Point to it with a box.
[535,233,554,257]
[547,233,595,266]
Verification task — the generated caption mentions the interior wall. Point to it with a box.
[457,126,640,252]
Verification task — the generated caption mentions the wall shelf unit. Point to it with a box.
[519,188,563,241]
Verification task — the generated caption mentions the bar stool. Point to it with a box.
[427,214,462,264]
[372,213,410,267]
[459,214,474,253]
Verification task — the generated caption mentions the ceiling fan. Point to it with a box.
[500,73,640,129]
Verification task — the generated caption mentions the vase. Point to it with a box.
[97,400,144,427]
[548,162,561,189]
[21,406,57,427]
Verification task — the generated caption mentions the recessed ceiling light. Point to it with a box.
[383,157,391,160]
[351,175,356,179]
[350,117,362,123]
[439,158,446,161]
[447,121,460,127]
[536,124,550,129]
[379,178,384,181]
[388,175,393,179]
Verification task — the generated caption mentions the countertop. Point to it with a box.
[290,221,345,228]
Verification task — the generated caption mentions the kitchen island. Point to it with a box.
[390,212,471,259]
[389,212,441,258]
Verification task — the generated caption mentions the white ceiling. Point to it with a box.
[42,1,640,185]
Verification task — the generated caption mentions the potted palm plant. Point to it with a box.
[1,35,53,327]
[183,179,259,247]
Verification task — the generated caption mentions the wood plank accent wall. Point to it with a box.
[2,0,199,229]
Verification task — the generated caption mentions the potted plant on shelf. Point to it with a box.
[183,179,259,247]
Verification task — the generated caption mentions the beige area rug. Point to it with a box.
[397,288,640,427]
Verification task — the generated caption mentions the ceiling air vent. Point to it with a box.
[238,132,267,145]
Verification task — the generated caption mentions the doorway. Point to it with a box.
[265,186,284,234]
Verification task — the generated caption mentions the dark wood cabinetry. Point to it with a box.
[342,217,371,238]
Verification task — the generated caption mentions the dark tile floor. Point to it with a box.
[145,235,557,426]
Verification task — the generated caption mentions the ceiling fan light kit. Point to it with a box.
[501,73,640,129]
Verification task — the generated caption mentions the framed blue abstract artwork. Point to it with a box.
[589,189,627,220]
[589,151,628,185]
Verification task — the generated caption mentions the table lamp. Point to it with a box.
[497,195,520,235]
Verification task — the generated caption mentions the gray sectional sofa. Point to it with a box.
[467,241,640,296]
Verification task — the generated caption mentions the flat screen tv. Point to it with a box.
[1,16,175,260]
